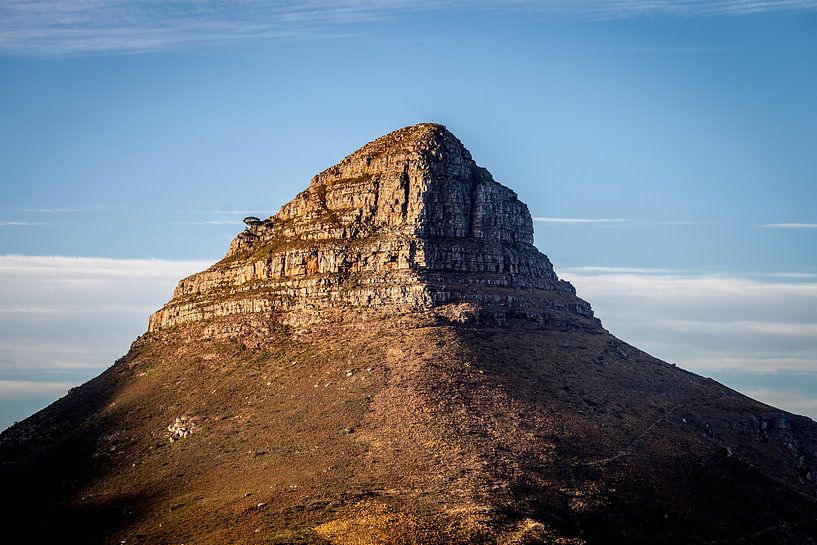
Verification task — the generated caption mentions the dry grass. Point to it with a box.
[2,312,817,544]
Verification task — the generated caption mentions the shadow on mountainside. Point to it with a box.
[448,320,817,544]
[0,346,163,542]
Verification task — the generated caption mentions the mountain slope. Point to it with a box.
[2,124,816,544]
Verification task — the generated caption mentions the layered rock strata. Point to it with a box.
[149,124,595,332]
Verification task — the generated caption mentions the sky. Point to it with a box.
[0,1,815,429]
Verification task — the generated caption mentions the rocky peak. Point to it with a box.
[319,123,473,181]
[148,124,596,333]
[237,123,532,249]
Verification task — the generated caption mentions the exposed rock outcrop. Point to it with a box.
[149,124,594,332]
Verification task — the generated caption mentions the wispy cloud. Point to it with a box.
[0,221,50,226]
[561,266,683,274]
[532,217,714,226]
[638,220,720,226]
[561,267,817,376]
[0,255,211,279]
[0,380,73,399]
[763,223,817,229]
[606,47,746,53]
[0,255,210,379]
[657,319,817,338]
[21,208,83,213]
[741,387,817,416]
[533,217,630,224]
[0,304,158,315]
[766,272,817,279]
[3,1,816,56]
[191,210,268,215]
[169,220,245,226]
[560,266,817,417]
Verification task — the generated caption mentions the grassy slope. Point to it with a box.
[1,315,816,544]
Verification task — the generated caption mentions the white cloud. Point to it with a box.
[3,1,816,55]
[169,220,245,226]
[532,218,715,227]
[0,380,73,399]
[533,217,630,224]
[0,339,126,371]
[193,210,268,215]
[559,266,679,274]
[741,388,817,417]
[560,267,817,375]
[19,206,94,213]
[637,220,718,226]
[561,267,817,417]
[0,221,50,226]
[657,319,817,338]
[0,255,210,378]
[678,356,817,374]
[765,272,817,279]
[763,223,817,229]
[0,255,209,278]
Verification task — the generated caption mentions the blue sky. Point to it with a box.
[0,1,816,429]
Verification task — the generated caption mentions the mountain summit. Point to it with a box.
[2,124,816,544]
[149,123,592,334]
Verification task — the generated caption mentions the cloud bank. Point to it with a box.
[533,217,630,224]
[1,255,815,429]
[560,267,817,376]
[0,380,74,399]
[0,255,209,372]
[2,1,817,55]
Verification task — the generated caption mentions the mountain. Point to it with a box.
[1,123,816,544]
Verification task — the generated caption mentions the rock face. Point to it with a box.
[148,124,592,332]
[2,124,817,545]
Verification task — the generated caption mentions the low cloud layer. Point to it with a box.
[533,217,629,224]
[741,387,817,416]
[1,255,815,430]
[0,379,74,399]
[560,267,817,420]
[0,255,209,418]
[561,268,817,376]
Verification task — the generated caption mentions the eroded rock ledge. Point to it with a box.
[149,124,597,333]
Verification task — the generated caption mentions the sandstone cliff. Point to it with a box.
[148,124,593,333]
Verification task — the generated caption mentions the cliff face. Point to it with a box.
[148,124,593,332]
[2,124,817,545]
